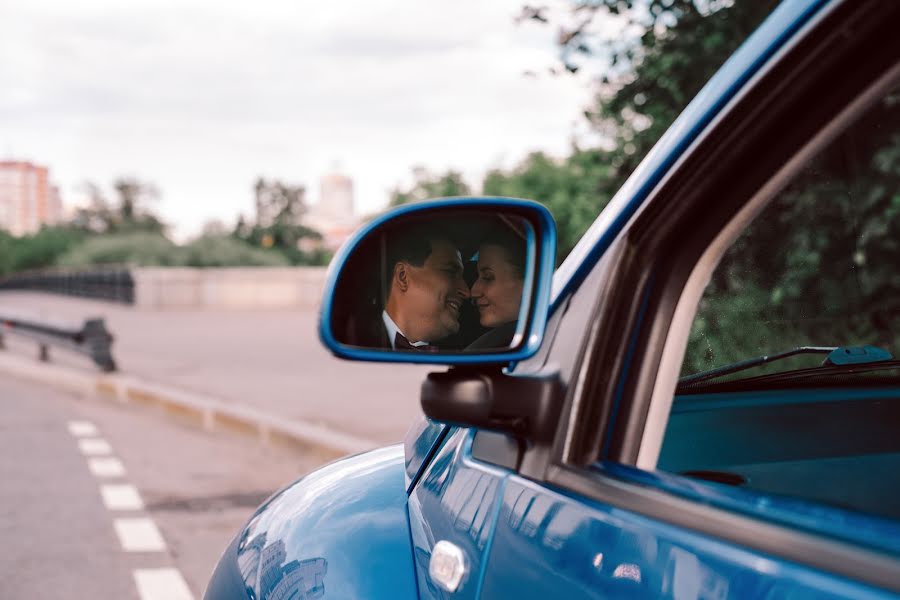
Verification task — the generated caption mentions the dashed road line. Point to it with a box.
[101,484,145,511]
[133,568,194,600]
[67,420,99,436]
[114,517,168,552]
[88,456,127,478]
[78,437,113,456]
[70,420,195,598]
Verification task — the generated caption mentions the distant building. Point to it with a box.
[0,161,64,235]
[318,172,354,221]
[305,171,358,252]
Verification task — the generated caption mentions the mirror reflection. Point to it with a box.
[331,211,533,352]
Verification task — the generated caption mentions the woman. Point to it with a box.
[468,225,526,349]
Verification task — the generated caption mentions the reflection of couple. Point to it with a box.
[375,225,524,351]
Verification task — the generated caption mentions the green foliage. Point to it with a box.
[11,226,88,271]
[274,243,332,267]
[683,90,900,374]
[507,1,900,377]
[389,169,471,207]
[0,230,15,276]
[0,226,88,275]
[55,232,183,268]
[52,232,304,269]
[487,1,777,262]
[483,150,614,260]
[579,0,777,179]
[234,221,327,266]
[229,178,329,265]
[181,235,289,267]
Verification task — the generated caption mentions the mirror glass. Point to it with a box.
[330,210,535,353]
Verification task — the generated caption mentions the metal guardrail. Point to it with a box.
[0,315,117,372]
[0,269,134,304]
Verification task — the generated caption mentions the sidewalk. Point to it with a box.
[0,292,430,447]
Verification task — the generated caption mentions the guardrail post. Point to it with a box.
[83,318,117,372]
[39,344,49,362]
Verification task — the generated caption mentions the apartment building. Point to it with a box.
[0,161,63,235]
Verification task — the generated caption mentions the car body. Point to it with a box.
[206,0,900,598]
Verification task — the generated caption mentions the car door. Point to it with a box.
[473,0,900,597]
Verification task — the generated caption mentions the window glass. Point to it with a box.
[659,83,900,520]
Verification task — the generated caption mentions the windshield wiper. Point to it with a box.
[678,345,895,390]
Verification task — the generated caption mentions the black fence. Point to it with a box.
[0,269,135,304]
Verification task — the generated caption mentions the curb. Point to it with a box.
[0,352,378,459]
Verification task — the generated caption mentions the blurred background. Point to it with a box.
[0,1,782,597]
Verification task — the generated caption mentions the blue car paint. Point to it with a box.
[550,0,827,311]
[403,417,449,492]
[318,197,557,365]
[219,445,419,600]
[478,476,897,600]
[598,460,900,558]
[407,429,509,599]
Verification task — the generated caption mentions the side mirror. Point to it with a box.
[319,197,556,364]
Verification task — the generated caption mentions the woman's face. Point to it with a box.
[470,244,524,328]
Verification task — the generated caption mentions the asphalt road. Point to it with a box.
[0,373,321,599]
[0,292,430,444]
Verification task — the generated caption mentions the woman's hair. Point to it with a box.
[480,223,526,279]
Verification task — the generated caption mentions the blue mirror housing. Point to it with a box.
[319,197,556,364]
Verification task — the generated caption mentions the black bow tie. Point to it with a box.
[394,332,438,352]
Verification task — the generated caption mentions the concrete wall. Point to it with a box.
[132,267,328,309]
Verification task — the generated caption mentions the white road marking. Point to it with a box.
[67,420,98,436]
[101,484,145,510]
[79,438,112,455]
[133,568,195,600]
[88,456,127,478]
[70,430,189,599]
[114,518,167,552]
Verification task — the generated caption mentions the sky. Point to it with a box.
[2,0,609,240]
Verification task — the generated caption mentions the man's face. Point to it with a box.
[403,239,469,342]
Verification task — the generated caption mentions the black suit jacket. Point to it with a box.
[353,312,391,349]
[466,320,517,351]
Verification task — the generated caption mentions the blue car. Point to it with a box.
[206,0,900,597]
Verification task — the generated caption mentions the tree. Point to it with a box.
[237,178,327,265]
[494,1,779,260]
[72,178,165,234]
[254,177,307,228]
[389,168,471,207]
[112,178,165,233]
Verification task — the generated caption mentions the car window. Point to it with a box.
[658,82,900,520]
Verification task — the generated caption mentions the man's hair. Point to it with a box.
[382,222,454,301]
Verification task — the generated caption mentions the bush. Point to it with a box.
[56,232,183,267]
[182,235,289,267]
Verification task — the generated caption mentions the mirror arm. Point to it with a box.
[420,366,562,444]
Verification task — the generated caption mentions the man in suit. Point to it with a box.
[372,224,470,351]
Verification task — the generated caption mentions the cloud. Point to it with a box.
[0,0,600,237]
